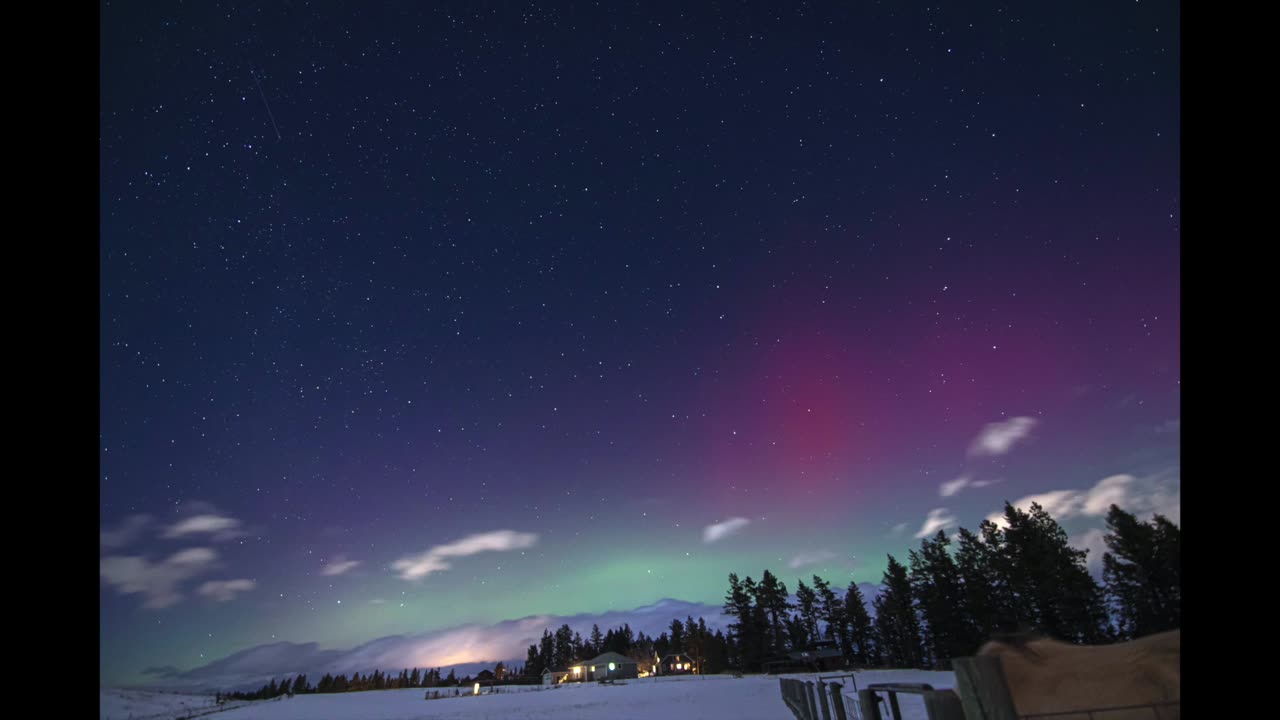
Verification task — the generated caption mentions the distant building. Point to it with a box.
[542,669,572,686]
[569,651,640,681]
[475,669,495,683]
[659,653,696,675]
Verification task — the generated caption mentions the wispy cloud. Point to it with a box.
[968,416,1038,458]
[890,523,908,537]
[986,471,1181,528]
[940,476,971,497]
[199,579,256,602]
[321,555,361,577]
[100,547,219,609]
[789,550,838,569]
[101,514,153,550]
[392,530,539,581]
[1070,528,1109,577]
[162,514,247,542]
[915,508,958,539]
[703,517,750,543]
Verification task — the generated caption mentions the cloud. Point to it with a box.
[321,555,361,576]
[101,514,153,550]
[392,530,539,581]
[890,523,908,537]
[986,471,1181,528]
[968,416,1038,458]
[162,514,247,542]
[199,579,256,602]
[789,550,838,569]
[940,476,971,497]
[703,517,750,543]
[1071,528,1109,577]
[100,548,219,609]
[915,508,958,539]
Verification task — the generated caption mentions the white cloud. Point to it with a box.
[940,476,971,497]
[101,514,153,550]
[789,550,838,569]
[1071,528,1109,577]
[703,517,750,543]
[968,416,1038,458]
[986,471,1181,528]
[162,514,247,542]
[100,547,219,609]
[321,555,361,576]
[890,523,908,537]
[392,530,539,581]
[199,579,256,602]
[916,508,958,538]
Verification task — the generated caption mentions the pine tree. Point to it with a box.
[955,525,1007,639]
[794,579,820,646]
[723,573,765,670]
[785,612,809,651]
[410,668,421,687]
[844,583,876,665]
[754,570,792,656]
[811,574,847,652]
[909,530,981,669]
[668,618,685,653]
[1000,502,1110,642]
[590,624,604,656]
[1102,504,1181,638]
[873,554,925,668]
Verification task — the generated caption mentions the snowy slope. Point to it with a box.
[100,687,247,720]
[183,671,956,720]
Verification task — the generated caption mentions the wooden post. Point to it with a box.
[952,656,1020,720]
[922,689,967,720]
[858,689,883,720]
[817,680,832,720]
[886,690,902,720]
[828,682,847,720]
[805,681,818,720]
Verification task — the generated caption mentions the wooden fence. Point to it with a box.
[778,656,1179,720]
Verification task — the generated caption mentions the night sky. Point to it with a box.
[100,0,1180,687]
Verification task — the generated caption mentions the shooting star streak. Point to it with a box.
[249,65,282,141]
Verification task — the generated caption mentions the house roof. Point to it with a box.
[583,651,638,666]
[660,653,693,662]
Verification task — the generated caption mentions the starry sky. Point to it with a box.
[100,0,1180,688]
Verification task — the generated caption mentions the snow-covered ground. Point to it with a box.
[101,670,957,720]
[100,687,249,720]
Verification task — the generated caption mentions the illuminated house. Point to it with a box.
[569,651,639,681]
[542,668,572,686]
[659,653,696,675]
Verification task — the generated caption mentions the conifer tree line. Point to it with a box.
[719,501,1180,671]
[218,500,1179,697]
[521,619,732,677]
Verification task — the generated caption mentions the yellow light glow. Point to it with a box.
[473,683,480,695]
[608,662,615,671]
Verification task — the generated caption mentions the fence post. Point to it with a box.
[828,682,847,720]
[952,657,1019,720]
[858,689,883,720]
[817,680,832,720]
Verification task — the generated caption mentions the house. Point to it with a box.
[540,666,570,681]
[475,669,495,683]
[569,651,640,681]
[659,653,696,675]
